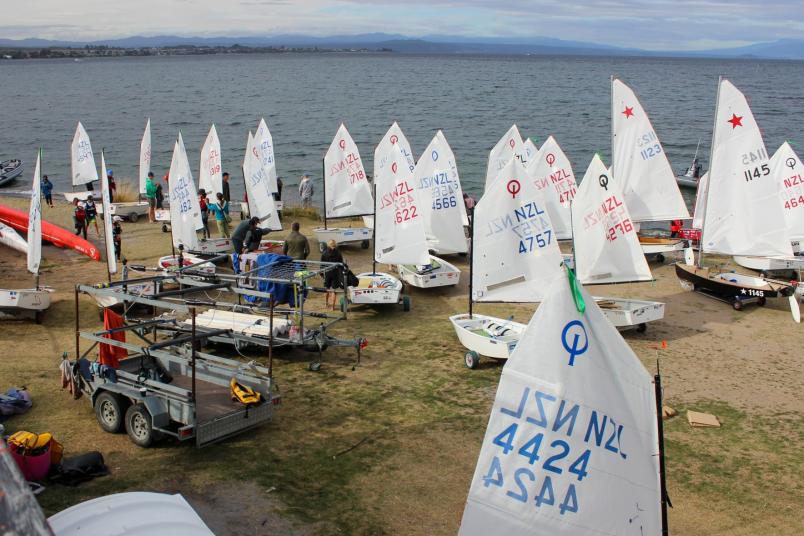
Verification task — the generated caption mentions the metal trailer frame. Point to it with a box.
[72,284,280,448]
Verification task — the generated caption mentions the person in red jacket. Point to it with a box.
[670,219,682,238]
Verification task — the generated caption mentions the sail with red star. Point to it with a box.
[611,77,689,222]
[701,79,793,257]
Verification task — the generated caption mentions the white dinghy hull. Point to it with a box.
[449,313,526,366]
[733,255,804,276]
[594,296,666,331]
[347,272,406,308]
[397,255,460,288]
[313,226,372,251]
[96,201,150,222]
[157,254,216,274]
[0,288,53,322]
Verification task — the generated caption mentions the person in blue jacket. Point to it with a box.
[41,175,54,207]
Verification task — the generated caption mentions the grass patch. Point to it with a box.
[113,180,140,202]
[282,205,321,220]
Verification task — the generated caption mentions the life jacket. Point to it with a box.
[230,377,262,406]
[8,430,63,464]
[74,205,86,220]
[670,220,682,232]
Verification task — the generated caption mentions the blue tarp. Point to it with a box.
[239,253,307,306]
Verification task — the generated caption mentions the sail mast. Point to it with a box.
[654,363,670,535]
[468,205,474,318]
[322,157,328,230]
[610,75,616,176]
[371,182,377,275]
[697,76,722,268]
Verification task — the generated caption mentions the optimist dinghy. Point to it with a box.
[0,150,53,323]
[65,122,99,201]
[611,77,692,262]
[571,154,666,331]
[313,124,374,251]
[525,135,577,240]
[450,157,565,368]
[458,271,667,536]
[0,159,23,186]
[398,130,465,288]
[677,79,800,321]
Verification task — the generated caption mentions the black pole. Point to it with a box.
[191,307,197,404]
[322,157,328,230]
[268,298,274,380]
[468,205,475,318]
[74,285,80,360]
[654,363,669,536]
[372,182,377,275]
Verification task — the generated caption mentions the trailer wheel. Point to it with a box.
[125,404,155,447]
[655,253,665,263]
[465,350,480,369]
[732,299,743,311]
[757,297,767,306]
[759,271,768,278]
[361,239,370,249]
[161,224,169,233]
[95,392,127,433]
[637,323,647,333]
[402,296,411,312]
[128,212,139,223]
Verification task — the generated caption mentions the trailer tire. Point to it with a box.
[125,404,155,447]
[128,212,139,223]
[465,350,479,369]
[95,392,127,433]
[361,239,370,249]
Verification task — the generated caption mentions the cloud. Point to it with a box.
[1,0,802,50]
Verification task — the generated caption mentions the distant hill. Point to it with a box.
[1,34,803,60]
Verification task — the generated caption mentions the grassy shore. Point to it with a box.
[1,195,802,535]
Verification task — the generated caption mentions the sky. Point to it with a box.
[3,0,803,51]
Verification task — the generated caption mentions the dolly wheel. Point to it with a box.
[34,310,44,324]
[161,224,169,233]
[402,296,411,312]
[757,297,767,306]
[128,212,139,223]
[125,404,155,447]
[732,299,744,311]
[95,392,127,433]
[636,323,647,333]
[361,239,370,249]
[656,253,665,263]
[465,351,480,369]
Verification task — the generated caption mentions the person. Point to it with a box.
[72,198,87,239]
[321,240,345,309]
[208,192,231,238]
[155,179,164,210]
[670,219,682,238]
[112,216,123,260]
[198,189,210,239]
[298,174,313,208]
[84,194,100,236]
[145,172,157,222]
[232,217,259,255]
[106,169,116,203]
[692,158,702,178]
[222,172,231,202]
[283,222,310,260]
[274,176,283,201]
[245,221,267,252]
[41,175,54,208]
[463,192,475,212]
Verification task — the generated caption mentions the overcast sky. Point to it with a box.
[4,0,803,51]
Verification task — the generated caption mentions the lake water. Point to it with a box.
[1,53,802,208]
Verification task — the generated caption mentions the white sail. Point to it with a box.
[178,133,204,230]
[691,172,708,229]
[522,137,540,165]
[0,223,28,255]
[473,158,564,302]
[255,118,279,194]
[324,124,373,219]
[485,125,525,190]
[243,132,282,231]
[374,143,429,265]
[374,121,416,184]
[168,136,202,250]
[702,79,793,257]
[526,136,577,240]
[459,273,661,536]
[27,150,42,275]
[199,124,223,197]
[771,142,804,242]
[611,78,690,222]
[71,122,98,187]
[100,151,117,274]
[572,154,652,284]
[139,118,152,195]
[413,130,468,253]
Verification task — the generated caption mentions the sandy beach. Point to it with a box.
[1,194,802,535]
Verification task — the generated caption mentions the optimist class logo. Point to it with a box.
[507,179,521,198]
[546,153,556,167]
[391,162,398,174]
[339,139,346,150]
[561,320,589,366]
[390,134,399,144]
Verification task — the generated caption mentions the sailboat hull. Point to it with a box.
[158,254,216,274]
[449,313,526,360]
[676,174,700,188]
[675,262,796,307]
[0,288,53,323]
[639,236,687,256]
[397,255,460,288]
[733,255,804,276]
[313,226,372,250]
[594,296,665,330]
[347,272,402,305]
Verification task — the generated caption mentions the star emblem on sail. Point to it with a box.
[459,272,662,536]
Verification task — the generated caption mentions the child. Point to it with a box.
[41,175,54,207]
[112,216,123,260]
[198,189,210,239]
[84,195,100,236]
[72,198,87,239]
[208,192,231,238]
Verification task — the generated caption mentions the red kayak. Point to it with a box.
[0,204,101,261]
